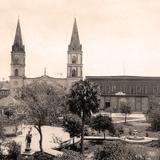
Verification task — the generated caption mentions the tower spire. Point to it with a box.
[10,19,26,95]
[68,18,81,51]
[12,19,25,53]
[67,18,83,80]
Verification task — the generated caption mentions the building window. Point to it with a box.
[72,56,77,64]
[15,69,19,76]
[153,87,158,94]
[131,87,134,94]
[72,69,76,77]
[136,86,141,94]
[144,86,148,94]
[105,102,110,108]
[113,85,116,92]
[14,58,19,64]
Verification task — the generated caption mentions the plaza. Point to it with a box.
[0,0,160,159]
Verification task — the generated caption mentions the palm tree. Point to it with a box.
[67,80,100,155]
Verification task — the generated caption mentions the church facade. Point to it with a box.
[9,19,83,95]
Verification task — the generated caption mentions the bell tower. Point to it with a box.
[10,19,25,94]
[67,18,83,87]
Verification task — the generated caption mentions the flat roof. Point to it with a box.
[86,75,160,80]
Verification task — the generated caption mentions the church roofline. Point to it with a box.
[24,76,67,80]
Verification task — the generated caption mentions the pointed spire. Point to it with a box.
[12,19,25,53]
[68,18,82,51]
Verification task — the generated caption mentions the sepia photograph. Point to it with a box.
[0,0,160,159]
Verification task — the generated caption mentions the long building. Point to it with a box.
[86,76,160,112]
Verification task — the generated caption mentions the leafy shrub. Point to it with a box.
[147,108,160,131]
[114,124,124,137]
[33,150,82,160]
[56,149,83,160]
[94,141,147,160]
[33,151,56,160]
[7,141,21,160]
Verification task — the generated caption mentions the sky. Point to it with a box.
[1,0,160,80]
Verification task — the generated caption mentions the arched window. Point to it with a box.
[14,58,19,64]
[72,69,76,77]
[72,56,77,64]
[15,69,19,76]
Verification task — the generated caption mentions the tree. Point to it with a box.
[63,114,82,145]
[33,149,83,160]
[19,82,63,152]
[90,114,115,139]
[147,108,160,131]
[67,80,100,154]
[146,98,160,131]
[120,102,131,123]
[56,149,83,160]
[0,124,5,159]
[0,123,5,140]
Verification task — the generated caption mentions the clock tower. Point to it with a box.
[10,19,25,95]
[67,19,83,87]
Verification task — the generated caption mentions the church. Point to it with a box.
[0,19,160,113]
[9,18,83,95]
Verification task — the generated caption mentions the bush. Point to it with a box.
[94,141,147,160]
[33,150,82,160]
[147,108,160,131]
[33,151,56,160]
[147,99,160,131]
[114,124,124,137]
[56,149,83,160]
[63,114,82,145]
[7,141,21,160]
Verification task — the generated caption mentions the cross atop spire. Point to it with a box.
[68,18,82,51]
[12,19,25,53]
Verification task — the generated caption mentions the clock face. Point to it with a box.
[72,55,77,64]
